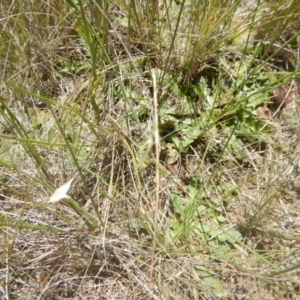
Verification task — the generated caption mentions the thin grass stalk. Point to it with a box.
[0,98,51,180]
[50,109,105,228]
[149,69,160,296]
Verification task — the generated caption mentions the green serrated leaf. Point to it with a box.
[211,244,233,262]
[194,265,224,294]
[217,227,242,243]
[217,215,226,222]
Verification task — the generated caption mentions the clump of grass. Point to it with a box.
[1,0,300,299]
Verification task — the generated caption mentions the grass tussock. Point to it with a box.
[1,0,300,299]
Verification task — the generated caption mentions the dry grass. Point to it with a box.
[1,0,300,299]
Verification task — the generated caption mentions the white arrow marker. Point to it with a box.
[48,178,74,203]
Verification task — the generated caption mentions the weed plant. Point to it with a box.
[1,0,300,299]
